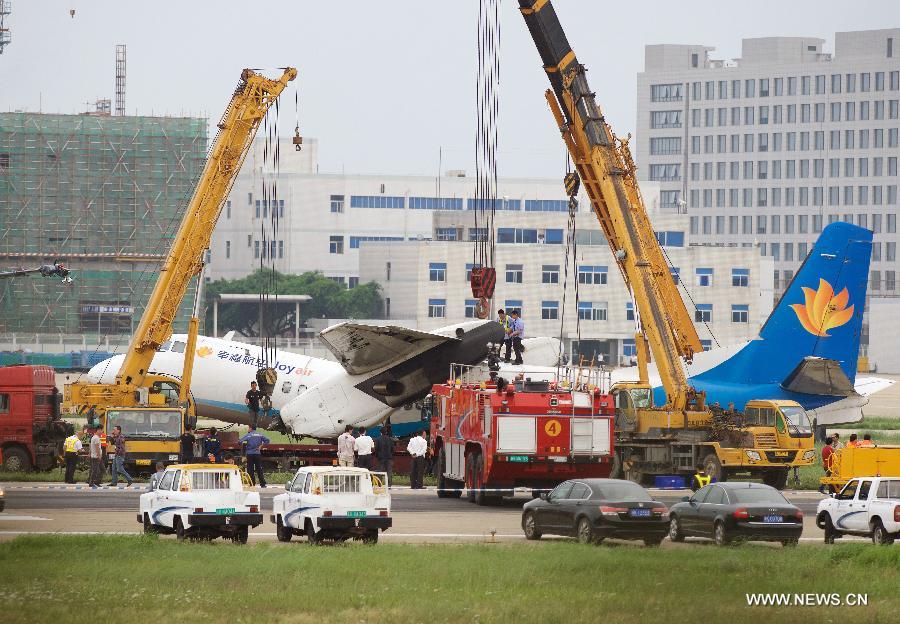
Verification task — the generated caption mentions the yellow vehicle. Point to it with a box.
[64,68,296,470]
[822,446,900,491]
[519,0,813,488]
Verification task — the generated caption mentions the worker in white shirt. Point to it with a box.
[63,428,85,484]
[337,425,356,467]
[88,428,103,488]
[406,431,428,489]
[354,426,375,470]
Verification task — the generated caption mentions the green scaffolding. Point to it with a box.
[0,112,208,334]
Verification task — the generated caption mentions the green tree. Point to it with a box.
[205,270,383,337]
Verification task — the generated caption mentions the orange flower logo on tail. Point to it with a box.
[789,278,854,337]
[196,346,214,358]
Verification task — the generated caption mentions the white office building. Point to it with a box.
[359,210,773,364]
[636,29,900,304]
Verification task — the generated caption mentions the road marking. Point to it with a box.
[0,515,51,521]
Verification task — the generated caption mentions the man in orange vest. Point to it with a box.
[858,433,876,447]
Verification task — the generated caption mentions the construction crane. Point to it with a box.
[0,262,72,283]
[519,0,813,488]
[64,67,296,470]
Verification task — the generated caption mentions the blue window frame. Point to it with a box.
[428,298,446,318]
[505,300,523,315]
[578,265,608,285]
[467,198,519,211]
[544,229,564,244]
[469,227,489,242]
[465,299,479,318]
[465,263,482,283]
[350,195,405,209]
[497,228,538,244]
[623,338,637,357]
[700,339,713,350]
[435,227,459,241]
[696,268,714,287]
[429,262,447,282]
[524,199,568,212]
[505,264,523,283]
[695,303,713,323]
[670,267,680,284]
[732,268,749,287]
[731,304,749,323]
[349,236,403,249]
[656,230,685,247]
[330,195,345,213]
[409,197,464,210]
[578,301,607,321]
[541,300,559,320]
[541,265,559,284]
[626,302,634,321]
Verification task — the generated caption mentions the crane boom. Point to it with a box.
[66,67,296,411]
[519,0,702,410]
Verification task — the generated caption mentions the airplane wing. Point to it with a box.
[318,322,459,375]
[853,376,896,397]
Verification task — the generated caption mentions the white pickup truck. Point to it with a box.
[816,476,900,545]
[271,466,391,544]
[138,464,263,543]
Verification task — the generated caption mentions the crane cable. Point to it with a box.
[558,154,582,372]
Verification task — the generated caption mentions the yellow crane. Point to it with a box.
[64,67,296,470]
[519,0,813,487]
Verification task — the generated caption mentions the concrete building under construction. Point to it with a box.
[0,111,207,335]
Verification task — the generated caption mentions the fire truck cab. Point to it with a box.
[430,363,615,505]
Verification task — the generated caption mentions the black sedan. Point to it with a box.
[521,478,669,546]
[668,482,803,547]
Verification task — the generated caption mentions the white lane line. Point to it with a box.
[0,515,51,521]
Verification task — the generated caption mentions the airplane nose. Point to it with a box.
[85,356,122,383]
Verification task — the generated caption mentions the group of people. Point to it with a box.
[336,425,429,488]
[819,431,879,493]
[62,424,134,488]
[496,309,525,365]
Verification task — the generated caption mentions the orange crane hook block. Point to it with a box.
[470,267,496,319]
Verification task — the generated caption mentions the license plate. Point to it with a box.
[629,508,652,517]
[774,451,789,457]
[763,515,783,523]
[216,508,235,515]
[507,455,529,463]
[136,459,151,466]
[347,511,366,518]
[550,456,568,463]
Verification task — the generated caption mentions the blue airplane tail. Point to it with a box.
[695,222,873,393]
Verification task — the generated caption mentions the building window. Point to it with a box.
[649,137,682,155]
[660,190,682,209]
[348,277,359,289]
[385,297,391,318]
[505,264,523,283]
[695,304,713,323]
[622,339,637,358]
[731,304,749,323]
[542,265,559,284]
[541,301,559,320]
[731,268,749,287]
[254,240,260,259]
[225,240,231,259]
[651,83,683,102]
[329,236,344,254]
[578,301,607,321]
[695,268,713,287]
[350,236,403,249]
[578,265,608,285]
[524,199,568,212]
[498,228,538,244]
[428,299,446,318]
[505,300,522,315]
[330,195,345,213]
[655,231,685,247]
[226,200,231,219]
[429,262,447,282]
[386,262,391,281]
[650,110,682,128]
[544,229,564,245]
[469,227,489,242]
[350,195,405,209]
[648,164,681,181]
[278,240,284,259]
[409,197,463,210]
[670,267,680,284]
[464,299,478,318]
[626,302,634,321]
[435,227,459,241]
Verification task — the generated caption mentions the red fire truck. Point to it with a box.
[430,364,615,504]
[0,365,71,471]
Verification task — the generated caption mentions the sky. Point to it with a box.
[1,0,897,179]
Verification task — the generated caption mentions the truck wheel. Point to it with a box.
[231,526,249,545]
[465,454,477,503]
[276,516,292,543]
[702,453,726,483]
[142,513,157,535]
[2,446,32,472]
[306,520,322,545]
[473,455,489,506]
[523,512,542,540]
[362,530,379,544]
[436,449,462,499]
[762,469,789,490]
[872,519,895,545]
[174,518,187,541]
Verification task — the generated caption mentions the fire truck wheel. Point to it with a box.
[465,454,477,503]
[436,449,462,498]
[1,446,32,472]
[473,455,489,506]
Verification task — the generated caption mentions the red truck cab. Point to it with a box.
[0,365,70,471]
[430,366,615,504]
